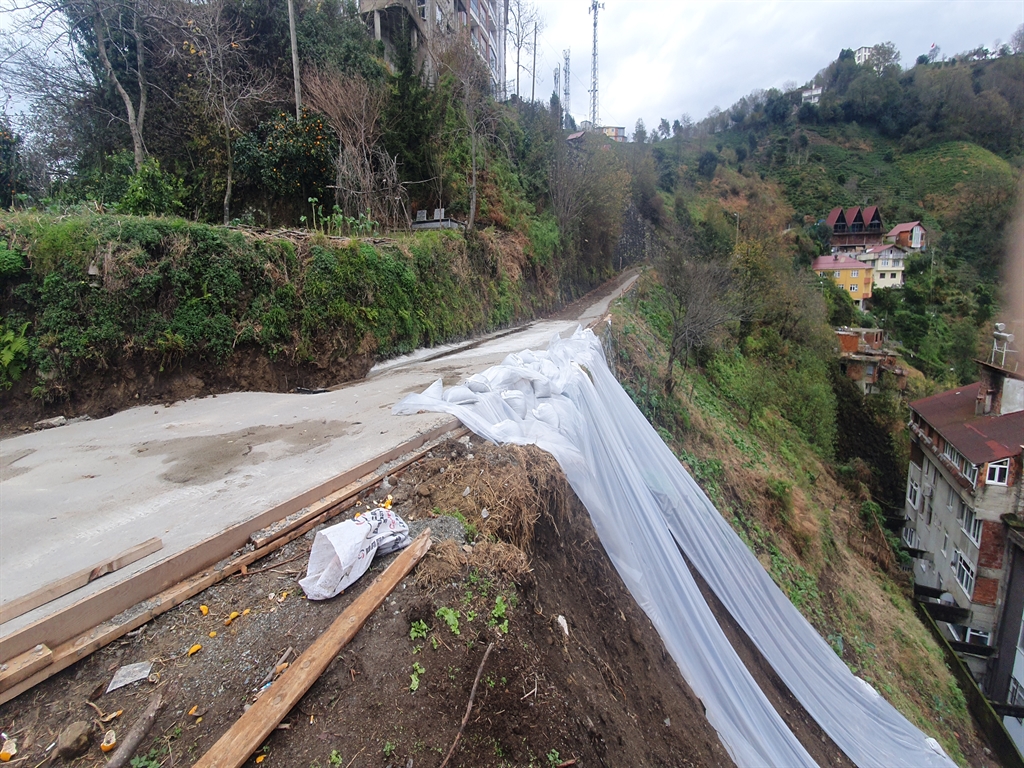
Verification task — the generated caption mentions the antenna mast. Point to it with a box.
[563,49,571,126]
[553,65,560,105]
[589,0,602,128]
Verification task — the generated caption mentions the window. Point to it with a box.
[416,0,426,19]
[965,628,990,646]
[907,478,920,509]
[851,270,860,277]
[987,458,1009,486]
[891,273,898,279]
[850,284,859,292]
[953,549,976,598]
[881,259,889,267]
[833,271,841,278]
[838,284,845,290]
[947,484,956,510]
[960,505,983,546]
[1010,677,1024,723]
[942,442,979,487]
[942,530,948,554]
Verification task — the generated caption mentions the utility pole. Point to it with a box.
[531,21,538,102]
[553,65,560,105]
[563,49,571,127]
[589,0,603,128]
[287,0,301,119]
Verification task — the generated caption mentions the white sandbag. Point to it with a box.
[299,508,411,600]
[444,385,479,404]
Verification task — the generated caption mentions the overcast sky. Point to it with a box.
[513,0,1024,132]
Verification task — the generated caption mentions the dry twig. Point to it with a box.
[439,642,495,768]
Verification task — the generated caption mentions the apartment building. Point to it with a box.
[360,0,507,91]
[812,252,873,309]
[826,205,885,252]
[903,348,1024,685]
[857,243,906,289]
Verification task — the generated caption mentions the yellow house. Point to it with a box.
[812,253,873,309]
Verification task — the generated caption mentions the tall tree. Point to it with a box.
[436,31,495,231]
[507,0,540,98]
[175,0,275,223]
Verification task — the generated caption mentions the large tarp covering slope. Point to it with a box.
[395,328,953,768]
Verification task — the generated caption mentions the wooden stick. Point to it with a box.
[439,641,495,768]
[193,530,432,768]
[104,683,174,768]
[0,538,163,625]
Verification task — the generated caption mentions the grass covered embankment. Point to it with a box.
[0,212,571,428]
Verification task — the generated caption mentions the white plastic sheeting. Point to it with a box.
[395,328,954,768]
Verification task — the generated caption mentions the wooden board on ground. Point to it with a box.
[0,418,461,667]
[0,644,52,692]
[0,538,163,626]
[193,530,432,768]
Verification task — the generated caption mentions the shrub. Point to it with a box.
[118,159,184,216]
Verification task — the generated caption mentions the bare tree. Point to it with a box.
[1,0,152,170]
[507,0,540,98]
[657,234,735,395]
[303,66,407,228]
[436,31,495,231]
[173,0,275,223]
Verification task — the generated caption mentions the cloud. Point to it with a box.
[517,0,1024,131]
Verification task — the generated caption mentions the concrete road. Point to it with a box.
[0,272,636,635]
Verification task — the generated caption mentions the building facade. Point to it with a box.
[857,243,906,289]
[812,252,874,309]
[903,355,1024,687]
[835,327,907,394]
[359,0,507,92]
[827,205,885,251]
[886,221,928,252]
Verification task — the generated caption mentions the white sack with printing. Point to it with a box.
[299,508,411,600]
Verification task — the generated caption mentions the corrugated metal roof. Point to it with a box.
[912,382,1024,464]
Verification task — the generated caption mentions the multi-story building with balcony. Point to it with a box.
[903,341,1024,693]
[812,252,873,309]
[359,0,507,92]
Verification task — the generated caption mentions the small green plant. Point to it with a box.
[412,644,423,654]
[450,510,479,542]
[130,746,167,768]
[430,635,439,650]
[0,240,24,278]
[436,606,461,635]
[546,748,561,766]
[488,595,509,633]
[0,320,30,389]
[466,610,477,622]
[328,749,344,766]
[409,619,429,641]
[383,741,396,758]
[410,661,425,692]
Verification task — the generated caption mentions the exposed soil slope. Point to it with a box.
[0,438,735,768]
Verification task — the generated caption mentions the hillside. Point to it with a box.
[608,273,994,766]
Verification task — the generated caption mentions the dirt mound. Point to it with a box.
[0,438,733,767]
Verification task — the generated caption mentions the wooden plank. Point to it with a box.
[949,640,997,657]
[913,583,945,599]
[0,418,461,664]
[248,431,465,550]
[0,474,418,705]
[194,530,432,768]
[0,538,163,626]
[0,644,52,692]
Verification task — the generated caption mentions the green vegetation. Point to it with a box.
[436,607,461,636]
